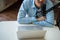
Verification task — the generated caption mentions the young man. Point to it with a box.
[17,0,54,27]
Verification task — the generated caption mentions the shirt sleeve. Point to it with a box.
[17,0,37,24]
[33,10,54,27]
[33,0,54,27]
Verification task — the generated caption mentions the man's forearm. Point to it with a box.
[17,17,37,24]
[33,20,54,27]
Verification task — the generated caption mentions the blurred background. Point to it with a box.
[0,0,23,21]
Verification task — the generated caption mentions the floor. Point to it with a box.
[0,1,21,21]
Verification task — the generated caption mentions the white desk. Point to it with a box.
[0,21,18,40]
[45,28,60,40]
[0,21,60,40]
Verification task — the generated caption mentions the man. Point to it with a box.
[17,0,54,27]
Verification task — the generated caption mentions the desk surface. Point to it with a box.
[0,21,18,40]
[0,21,60,40]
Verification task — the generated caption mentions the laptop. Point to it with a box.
[17,24,46,39]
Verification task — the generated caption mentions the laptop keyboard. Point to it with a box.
[18,26,43,30]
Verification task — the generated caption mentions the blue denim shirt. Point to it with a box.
[17,0,54,27]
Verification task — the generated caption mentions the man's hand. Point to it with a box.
[36,16,46,21]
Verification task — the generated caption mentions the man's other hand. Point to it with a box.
[36,16,46,21]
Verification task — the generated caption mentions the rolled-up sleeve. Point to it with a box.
[17,0,37,24]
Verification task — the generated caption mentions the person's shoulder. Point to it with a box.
[23,0,33,6]
[23,0,33,3]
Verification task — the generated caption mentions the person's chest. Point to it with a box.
[27,8,37,17]
[27,8,43,17]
